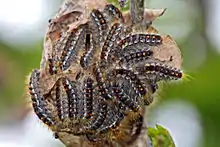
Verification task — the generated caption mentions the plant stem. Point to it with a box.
[130,0,145,25]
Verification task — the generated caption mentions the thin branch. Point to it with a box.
[130,0,145,25]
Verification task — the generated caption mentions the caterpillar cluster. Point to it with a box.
[28,3,183,147]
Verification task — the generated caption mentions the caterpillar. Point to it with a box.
[28,2,183,146]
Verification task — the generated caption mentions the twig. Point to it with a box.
[130,0,144,24]
[130,0,145,31]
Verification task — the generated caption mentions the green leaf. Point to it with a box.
[148,125,175,147]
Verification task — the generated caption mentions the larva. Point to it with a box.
[80,34,95,69]
[118,49,153,67]
[60,24,87,71]
[62,77,79,119]
[83,77,94,119]
[100,23,122,65]
[88,100,108,130]
[118,34,162,50]
[137,62,183,80]
[103,24,132,65]
[29,69,55,126]
[111,83,140,112]
[99,110,124,134]
[55,80,64,120]
[93,66,112,100]
[90,9,108,43]
[112,69,147,98]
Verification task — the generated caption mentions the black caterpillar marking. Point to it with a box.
[111,83,140,112]
[144,63,183,80]
[62,77,78,119]
[80,34,95,68]
[90,9,108,43]
[29,70,55,126]
[60,25,86,71]
[118,34,162,49]
[112,69,147,98]
[99,109,124,134]
[118,49,153,67]
[83,77,94,119]
[55,80,64,120]
[105,25,132,64]
[88,100,108,130]
[93,66,112,100]
[100,23,122,65]
[85,34,91,51]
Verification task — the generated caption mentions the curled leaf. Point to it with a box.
[148,124,175,147]
[144,8,167,23]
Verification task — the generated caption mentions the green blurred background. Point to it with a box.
[0,0,219,147]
